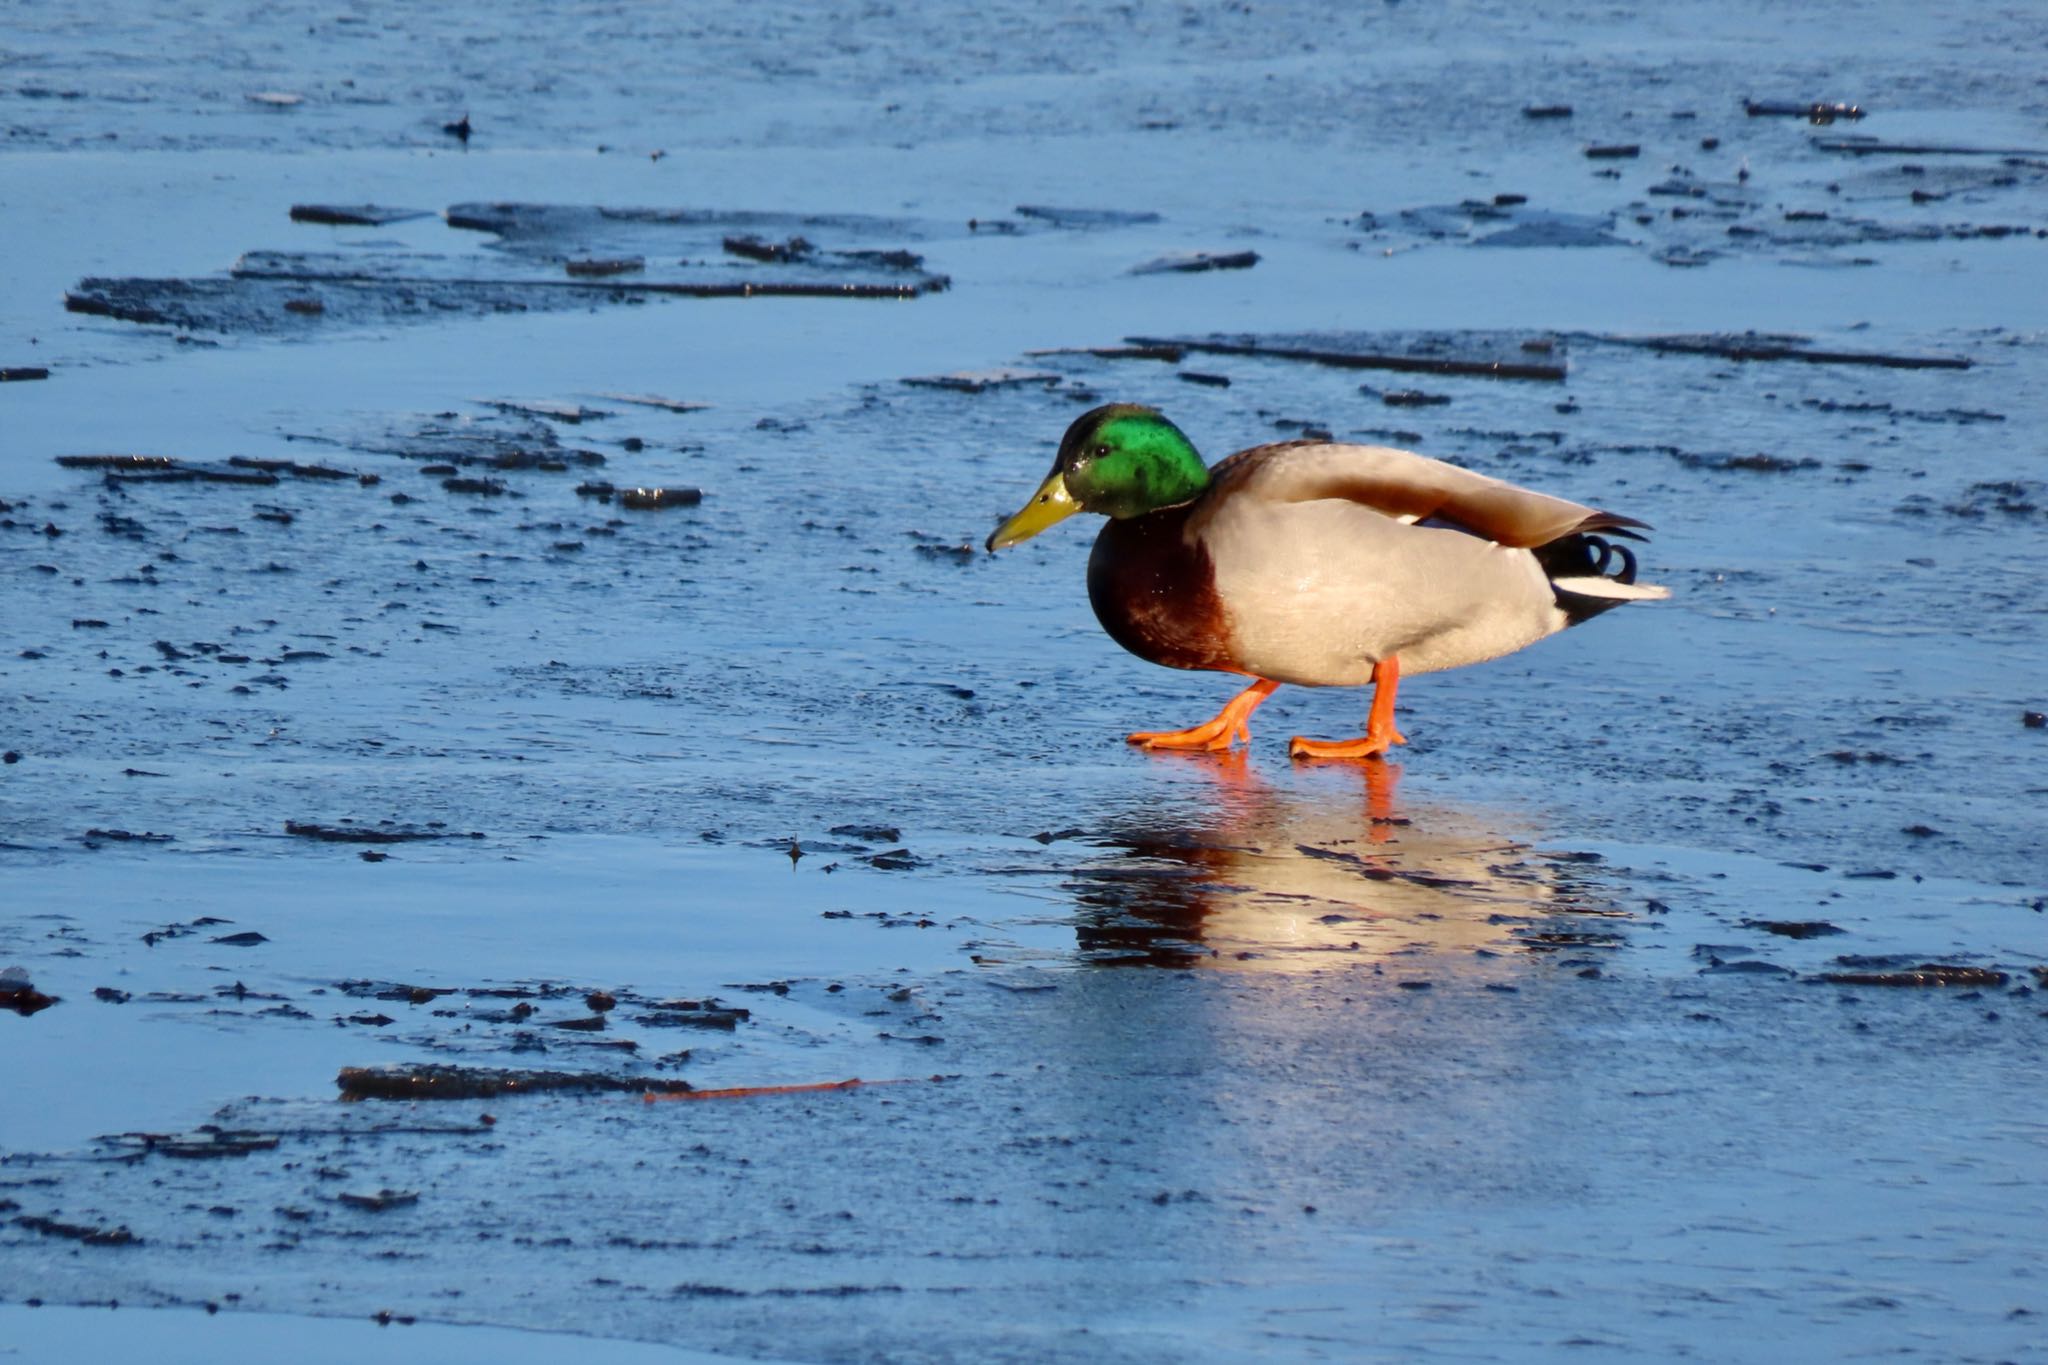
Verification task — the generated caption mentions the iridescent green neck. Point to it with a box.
[1058,405,1209,519]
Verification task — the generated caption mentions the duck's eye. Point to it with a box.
[1092,444,1111,459]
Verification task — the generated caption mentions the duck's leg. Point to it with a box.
[1128,678,1281,751]
[1290,657,1409,761]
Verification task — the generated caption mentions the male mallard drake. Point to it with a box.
[986,404,1669,758]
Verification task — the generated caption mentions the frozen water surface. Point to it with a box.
[2,1,2044,1361]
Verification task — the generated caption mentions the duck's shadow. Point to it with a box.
[1063,753,1626,971]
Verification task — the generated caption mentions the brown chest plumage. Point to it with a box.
[1086,505,1238,674]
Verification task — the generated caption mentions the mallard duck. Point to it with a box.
[986,404,1668,758]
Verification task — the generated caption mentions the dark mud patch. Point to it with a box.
[1814,136,2048,157]
[55,454,280,486]
[1012,205,1161,228]
[1375,388,1453,407]
[66,268,937,334]
[93,1116,493,1167]
[446,200,931,247]
[480,399,612,424]
[316,979,759,1061]
[55,454,376,486]
[1817,961,2010,988]
[720,235,926,273]
[1743,919,1845,939]
[724,234,813,263]
[1672,451,1821,473]
[599,392,710,414]
[829,824,901,843]
[67,202,952,336]
[1745,100,1864,123]
[445,203,950,295]
[1130,250,1259,275]
[1697,957,1798,977]
[574,482,703,509]
[81,827,174,845]
[284,821,483,844]
[1,973,60,1016]
[12,1215,138,1246]
[1361,147,2047,265]
[1594,332,1972,369]
[903,367,1065,393]
[288,204,431,226]
[1513,929,1626,952]
[670,1282,906,1299]
[634,1002,751,1030]
[1026,344,1186,363]
[139,917,236,948]
[1929,479,2047,521]
[1800,398,2005,425]
[336,1188,420,1211]
[862,848,927,871]
[563,255,645,277]
[1127,331,1569,382]
[107,1128,282,1159]
[336,1063,695,1101]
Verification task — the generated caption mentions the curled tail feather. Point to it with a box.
[1538,532,1671,623]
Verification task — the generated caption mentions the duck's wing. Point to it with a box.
[1193,440,1647,548]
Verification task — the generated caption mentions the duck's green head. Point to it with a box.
[985,404,1209,552]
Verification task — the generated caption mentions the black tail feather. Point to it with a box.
[1538,532,1641,624]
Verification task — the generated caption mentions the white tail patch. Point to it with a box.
[1551,575,1670,601]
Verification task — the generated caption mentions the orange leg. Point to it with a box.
[1290,657,1410,761]
[1127,677,1281,752]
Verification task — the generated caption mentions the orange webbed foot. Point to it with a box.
[1287,729,1406,762]
[1126,677,1280,752]
[1127,719,1248,751]
[1290,657,1407,762]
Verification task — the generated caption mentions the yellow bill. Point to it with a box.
[985,469,1081,551]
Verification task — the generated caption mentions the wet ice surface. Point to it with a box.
[3,1,2047,1360]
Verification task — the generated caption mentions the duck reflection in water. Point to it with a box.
[1067,755,1618,970]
